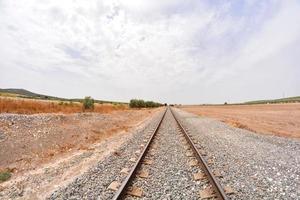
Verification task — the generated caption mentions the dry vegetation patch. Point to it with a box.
[0,97,127,114]
[0,170,11,183]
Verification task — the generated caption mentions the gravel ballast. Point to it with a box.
[174,108,300,200]
[49,109,211,199]
[125,109,203,199]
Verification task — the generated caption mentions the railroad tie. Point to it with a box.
[199,187,216,199]
[126,186,143,197]
[193,172,206,181]
[107,181,121,191]
[142,159,153,165]
[224,186,235,194]
[138,170,149,178]
[189,159,198,167]
[120,168,130,175]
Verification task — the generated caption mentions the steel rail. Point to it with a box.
[170,107,228,200]
[112,108,167,200]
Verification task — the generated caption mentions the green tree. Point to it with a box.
[83,96,94,110]
[130,99,162,108]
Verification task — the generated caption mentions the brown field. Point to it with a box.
[0,108,159,176]
[0,97,127,114]
[180,103,300,138]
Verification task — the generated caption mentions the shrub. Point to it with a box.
[0,171,11,182]
[83,96,94,110]
[129,99,144,108]
[129,99,162,108]
[145,101,154,107]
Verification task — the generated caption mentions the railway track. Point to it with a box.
[111,107,229,199]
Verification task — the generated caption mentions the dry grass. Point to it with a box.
[0,97,128,114]
[181,103,300,138]
[93,103,128,113]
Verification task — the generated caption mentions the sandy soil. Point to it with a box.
[180,103,300,138]
[0,109,158,175]
[0,108,162,199]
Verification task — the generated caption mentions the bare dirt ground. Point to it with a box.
[180,103,300,138]
[0,109,158,179]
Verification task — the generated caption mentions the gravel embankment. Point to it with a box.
[48,110,165,200]
[125,109,205,200]
[174,108,300,200]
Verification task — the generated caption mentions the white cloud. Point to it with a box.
[231,1,300,71]
[0,0,299,103]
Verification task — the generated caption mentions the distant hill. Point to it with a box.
[0,88,127,104]
[244,96,300,104]
[0,88,68,100]
[190,96,300,106]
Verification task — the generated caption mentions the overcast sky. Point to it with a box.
[0,0,299,104]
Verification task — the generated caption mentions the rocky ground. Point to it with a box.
[175,108,300,200]
[0,108,160,199]
[0,109,157,173]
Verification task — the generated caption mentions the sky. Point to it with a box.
[0,0,299,104]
